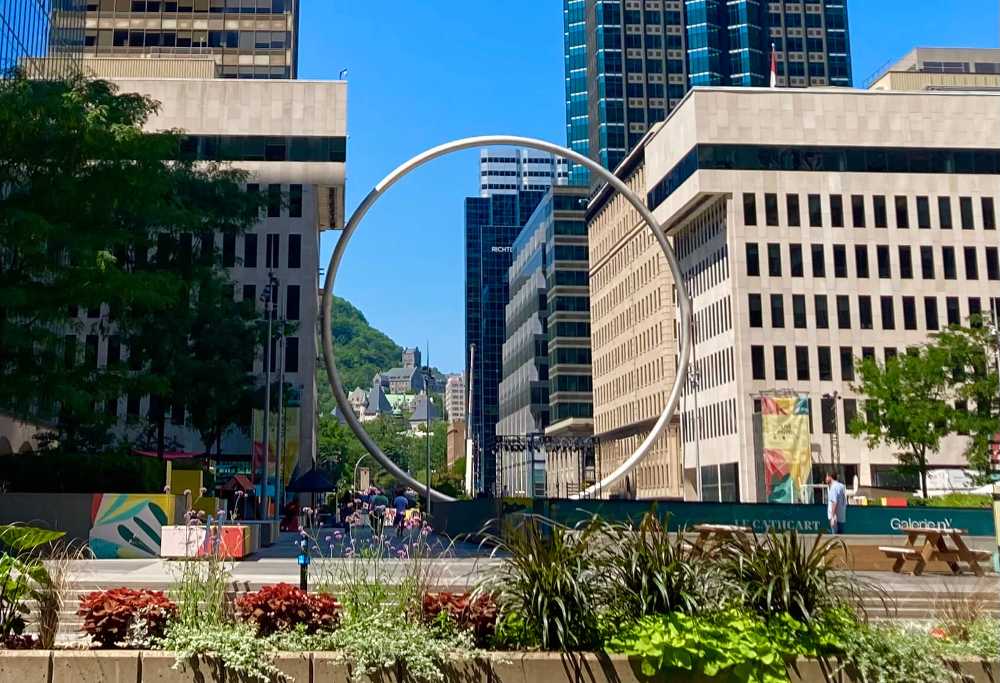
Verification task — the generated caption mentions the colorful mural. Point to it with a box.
[89,494,176,559]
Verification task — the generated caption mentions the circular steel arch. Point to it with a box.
[321,136,692,502]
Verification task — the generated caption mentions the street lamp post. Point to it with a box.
[352,453,367,491]
[423,360,432,518]
[258,273,278,519]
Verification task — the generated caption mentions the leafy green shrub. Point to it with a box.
[475,515,603,651]
[600,512,721,618]
[918,493,991,508]
[0,524,64,647]
[421,592,497,647]
[77,587,176,648]
[837,622,958,683]
[0,451,164,493]
[234,583,340,636]
[723,530,871,624]
[159,621,285,683]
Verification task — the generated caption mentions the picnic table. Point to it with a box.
[689,523,753,553]
[879,527,991,577]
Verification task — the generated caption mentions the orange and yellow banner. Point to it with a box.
[761,396,811,503]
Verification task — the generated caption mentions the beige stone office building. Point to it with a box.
[587,147,684,500]
[634,86,1000,501]
[869,47,1000,92]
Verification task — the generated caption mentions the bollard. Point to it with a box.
[297,536,310,592]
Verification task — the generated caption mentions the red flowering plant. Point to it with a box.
[234,583,340,636]
[77,588,177,648]
[421,591,498,647]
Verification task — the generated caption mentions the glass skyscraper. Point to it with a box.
[1,0,85,78]
[77,0,299,79]
[563,0,852,182]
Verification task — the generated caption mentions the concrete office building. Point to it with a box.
[2,0,84,79]
[466,151,569,494]
[78,0,299,79]
[868,47,1000,92]
[444,374,465,422]
[637,86,1000,501]
[588,143,683,500]
[98,77,345,478]
[479,149,569,196]
[497,186,592,497]
[563,0,852,184]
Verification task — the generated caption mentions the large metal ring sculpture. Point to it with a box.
[321,136,692,502]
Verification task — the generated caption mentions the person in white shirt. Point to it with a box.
[825,471,848,534]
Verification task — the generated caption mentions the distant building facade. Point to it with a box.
[3,0,85,79]
[479,148,569,196]
[444,374,465,422]
[563,0,852,184]
[868,47,1000,92]
[402,347,421,369]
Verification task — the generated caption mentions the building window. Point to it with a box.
[960,196,974,230]
[242,284,256,308]
[765,193,779,226]
[983,197,996,230]
[289,184,303,218]
[877,245,891,278]
[285,337,299,373]
[862,347,876,362]
[902,296,917,330]
[917,196,931,229]
[222,233,236,268]
[789,244,804,277]
[751,345,766,380]
[786,194,801,227]
[171,402,185,426]
[770,294,785,328]
[815,295,829,329]
[821,397,836,434]
[833,245,847,278]
[986,247,1000,280]
[818,346,833,381]
[767,243,782,276]
[854,245,869,278]
[792,294,807,329]
[808,194,822,227]
[743,193,757,226]
[885,347,898,362]
[795,346,810,381]
[288,234,302,269]
[839,347,854,381]
[880,296,895,330]
[920,246,934,279]
[843,398,858,430]
[836,295,851,329]
[830,194,844,228]
[127,394,141,417]
[85,334,98,369]
[267,184,282,218]
[964,246,979,280]
[286,284,300,321]
[898,245,913,279]
[745,243,760,276]
[970,297,983,323]
[924,297,939,331]
[895,196,909,229]
[265,234,280,268]
[773,346,788,380]
[943,246,957,279]
[244,234,258,268]
[938,196,952,229]
[749,294,763,328]
[851,195,866,228]
[858,296,873,329]
[873,195,887,228]
[946,297,960,326]
[811,244,825,277]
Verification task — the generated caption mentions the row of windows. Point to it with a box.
[692,296,732,344]
[743,192,997,231]
[748,293,990,332]
[745,242,1000,282]
[87,0,290,13]
[688,346,735,393]
[680,398,737,443]
[648,143,1000,211]
[750,344,855,384]
[178,136,345,163]
[224,231,301,269]
[86,29,289,49]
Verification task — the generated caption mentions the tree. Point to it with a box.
[850,322,1000,496]
[0,76,262,454]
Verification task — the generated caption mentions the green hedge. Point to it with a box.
[0,451,166,493]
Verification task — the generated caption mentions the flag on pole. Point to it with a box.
[770,42,778,88]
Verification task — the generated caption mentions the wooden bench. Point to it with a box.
[879,546,920,573]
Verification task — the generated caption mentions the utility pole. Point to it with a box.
[424,341,432,518]
[689,315,702,501]
[258,273,277,519]
[274,318,286,522]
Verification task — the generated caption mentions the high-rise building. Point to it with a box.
[868,47,1000,92]
[640,87,1000,500]
[444,374,465,422]
[2,0,85,79]
[479,148,569,196]
[497,186,592,497]
[78,0,299,79]
[563,0,852,182]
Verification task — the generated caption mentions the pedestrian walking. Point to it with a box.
[825,471,847,534]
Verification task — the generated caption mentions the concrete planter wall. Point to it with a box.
[3,651,998,682]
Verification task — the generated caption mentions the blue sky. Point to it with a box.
[299,1,999,374]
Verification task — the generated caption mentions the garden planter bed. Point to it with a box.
[1,651,998,683]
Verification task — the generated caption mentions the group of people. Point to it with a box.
[338,486,420,536]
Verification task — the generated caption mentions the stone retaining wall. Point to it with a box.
[1,651,998,682]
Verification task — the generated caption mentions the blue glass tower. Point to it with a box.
[465,190,546,494]
[564,0,852,176]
